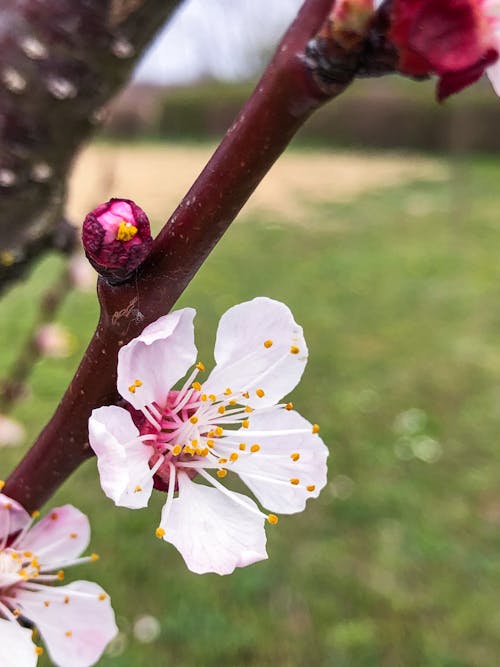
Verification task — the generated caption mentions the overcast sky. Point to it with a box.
[134,0,303,84]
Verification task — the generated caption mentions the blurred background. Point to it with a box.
[3,1,500,665]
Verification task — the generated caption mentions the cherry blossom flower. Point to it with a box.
[0,492,118,666]
[389,0,500,99]
[89,297,328,575]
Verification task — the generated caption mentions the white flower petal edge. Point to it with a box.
[89,406,154,509]
[218,408,328,514]
[21,504,90,567]
[0,493,30,536]
[204,297,308,408]
[117,307,197,410]
[161,473,268,575]
[15,581,118,667]
[0,618,37,667]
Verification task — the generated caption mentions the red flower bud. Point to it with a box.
[82,198,153,283]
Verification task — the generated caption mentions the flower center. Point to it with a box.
[115,221,138,242]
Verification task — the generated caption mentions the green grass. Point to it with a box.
[3,150,500,665]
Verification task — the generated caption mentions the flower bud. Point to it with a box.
[82,198,153,283]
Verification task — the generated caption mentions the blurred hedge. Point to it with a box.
[103,77,500,152]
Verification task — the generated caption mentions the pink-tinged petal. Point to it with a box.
[16,581,118,667]
[108,199,133,220]
[89,406,154,509]
[0,619,37,667]
[20,505,89,568]
[204,298,307,407]
[228,408,328,514]
[161,476,267,575]
[0,493,30,537]
[117,308,197,410]
[487,56,500,94]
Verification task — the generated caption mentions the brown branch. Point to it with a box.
[4,0,389,511]
[0,0,183,294]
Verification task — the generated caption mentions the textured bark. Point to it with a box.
[4,0,397,511]
[0,0,183,293]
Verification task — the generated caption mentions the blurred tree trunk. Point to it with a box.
[0,0,183,293]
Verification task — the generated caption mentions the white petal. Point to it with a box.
[228,408,328,514]
[16,581,118,667]
[487,58,500,95]
[20,505,90,568]
[0,619,37,667]
[0,493,30,538]
[161,476,267,575]
[117,308,197,409]
[204,298,307,407]
[88,406,154,509]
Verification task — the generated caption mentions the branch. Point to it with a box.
[0,0,183,294]
[4,0,390,511]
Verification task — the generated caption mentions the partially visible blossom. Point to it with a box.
[0,416,25,447]
[35,323,74,359]
[82,198,153,283]
[0,493,118,666]
[322,0,385,48]
[389,0,500,99]
[68,253,96,292]
[89,297,329,575]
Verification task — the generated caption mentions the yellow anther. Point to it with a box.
[51,512,58,521]
[69,533,78,540]
[31,510,40,519]
[201,447,209,457]
[285,402,293,411]
[191,439,199,447]
[209,394,216,402]
[291,452,300,462]
[229,399,237,405]
[57,570,65,580]
[196,362,206,372]
[0,480,4,490]
[172,445,182,456]
[206,439,214,447]
[64,596,70,604]
[183,446,194,455]
[244,406,253,413]
[224,387,232,395]
[134,379,142,387]
[134,485,142,493]
[201,394,207,401]
[189,415,199,424]
[217,469,228,478]
[44,601,50,608]
[230,453,239,462]
[307,485,316,492]
[264,340,273,348]
[218,458,228,464]
[267,514,279,525]
[312,424,320,434]
[242,419,250,429]
[4,503,12,509]
[128,384,136,394]
[218,406,226,414]
[116,221,138,242]
[13,608,20,616]
[35,647,44,656]
[192,381,202,392]
[19,569,27,579]
[195,448,204,456]
[98,593,107,601]
[23,551,32,558]
[242,391,250,399]
[215,426,223,437]
[155,527,166,539]
[290,345,300,354]
[65,630,73,637]
[239,443,247,451]
[290,478,300,485]
[256,388,265,398]
[250,444,260,453]
[91,553,100,562]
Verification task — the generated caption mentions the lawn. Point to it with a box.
[2,146,500,666]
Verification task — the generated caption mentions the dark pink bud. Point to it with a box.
[82,198,153,283]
